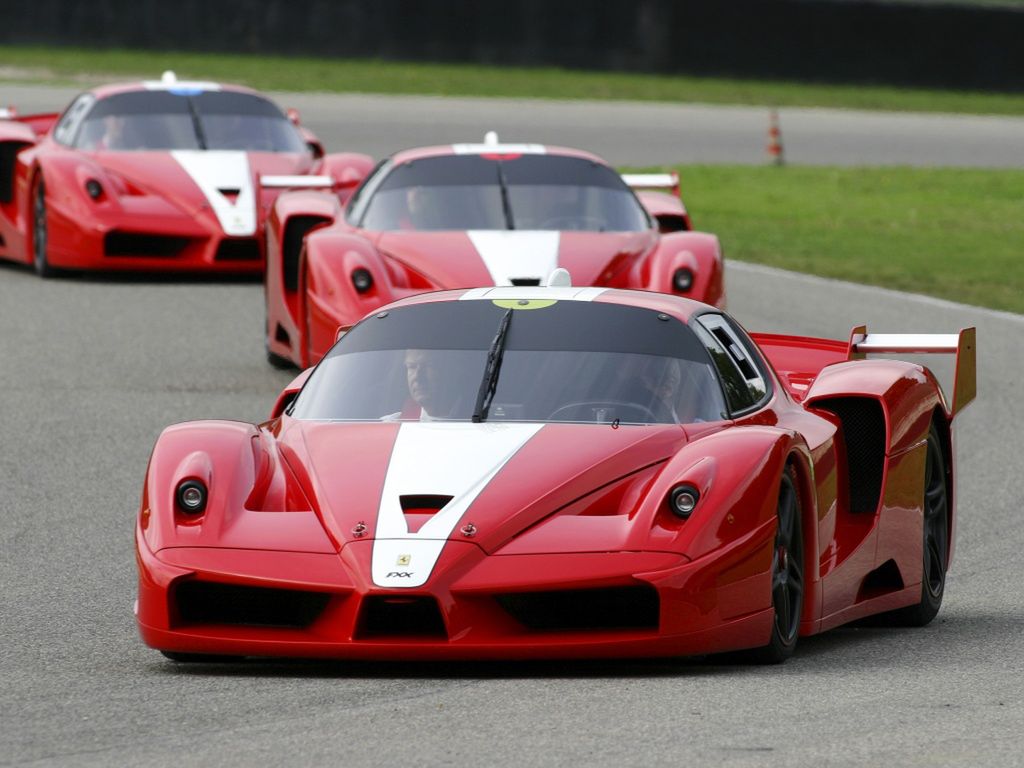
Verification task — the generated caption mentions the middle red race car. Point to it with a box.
[263,134,725,368]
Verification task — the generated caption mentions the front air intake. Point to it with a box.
[356,595,447,639]
[497,586,659,632]
[173,581,329,628]
[105,231,190,257]
[215,238,261,261]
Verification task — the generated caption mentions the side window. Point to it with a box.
[693,314,768,414]
[52,94,95,147]
[345,158,391,224]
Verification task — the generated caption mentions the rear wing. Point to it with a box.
[621,172,680,198]
[260,175,334,189]
[847,326,976,417]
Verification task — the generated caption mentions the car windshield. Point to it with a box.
[354,155,651,232]
[71,90,308,152]
[291,300,727,425]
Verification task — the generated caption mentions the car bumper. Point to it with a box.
[136,527,774,661]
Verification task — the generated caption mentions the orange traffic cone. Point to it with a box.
[766,109,784,166]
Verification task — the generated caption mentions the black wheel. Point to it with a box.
[161,651,244,663]
[264,310,295,369]
[884,423,948,627]
[747,466,804,664]
[32,177,59,278]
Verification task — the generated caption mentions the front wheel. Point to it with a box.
[746,466,804,664]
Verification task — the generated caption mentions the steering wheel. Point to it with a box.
[539,215,607,231]
[547,400,660,424]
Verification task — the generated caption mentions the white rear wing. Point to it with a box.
[847,326,977,416]
[260,175,334,189]
[621,172,680,196]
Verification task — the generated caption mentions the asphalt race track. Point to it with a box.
[2,90,1023,767]
[3,83,1024,167]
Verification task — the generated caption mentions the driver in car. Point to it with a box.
[384,349,467,420]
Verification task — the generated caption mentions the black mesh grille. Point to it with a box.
[812,397,886,514]
[356,595,447,639]
[215,237,261,261]
[105,231,189,257]
[497,586,659,632]
[173,581,329,628]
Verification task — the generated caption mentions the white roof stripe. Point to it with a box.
[452,143,547,155]
[458,285,610,302]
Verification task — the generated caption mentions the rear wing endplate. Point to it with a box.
[260,175,334,189]
[621,172,680,197]
[847,325,976,417]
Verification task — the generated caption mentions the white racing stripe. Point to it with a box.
[459,285,608,301]
[467,230,561,286]
[452,143,546,155]
[372,422,543,588]
[171,150,257,236]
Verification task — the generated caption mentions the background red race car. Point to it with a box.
[263,134,724,368]
[0,72,372,276]
[136,280,975,663]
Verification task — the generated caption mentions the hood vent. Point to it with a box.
[218,187,241,204]
[510,277,542,286]
[400,494,453,534]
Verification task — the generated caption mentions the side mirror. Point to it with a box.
[286,107,301,126]
[270,368,313,419]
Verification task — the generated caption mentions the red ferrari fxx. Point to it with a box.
[0,72,371,276]
[263,135,724,368]
[136,275,975,663]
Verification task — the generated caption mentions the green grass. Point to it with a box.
[4,44,1024,115]
[668,165,1024,313]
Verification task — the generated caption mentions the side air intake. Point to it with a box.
[812,397,886,515]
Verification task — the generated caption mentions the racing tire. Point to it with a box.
[746,466,804,664]
[31,176,61,278]
[264,309,295,369]
[879,422,949,627]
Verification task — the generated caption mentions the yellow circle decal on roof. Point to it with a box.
[492,299,558,310]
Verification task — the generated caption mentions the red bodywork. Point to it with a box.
[135,288,974,661]
[264,145,725,368]
[0,80,371,274]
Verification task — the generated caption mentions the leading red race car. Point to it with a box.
[0,72,371,276]
[136,276,975,663]
[263,134,724,368]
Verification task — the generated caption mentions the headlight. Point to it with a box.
[672,267,694,293]
[668,484,700,519]
[351,268,373,293]
[176,479,208,515]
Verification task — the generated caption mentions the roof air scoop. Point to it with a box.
[484,130,500,145]
[546,268,572,288]
[161,70,178,85]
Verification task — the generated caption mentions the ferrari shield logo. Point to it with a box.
[396,554,411,566]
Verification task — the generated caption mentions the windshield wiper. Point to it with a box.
[472,308,514,423]
[185,98,208,150]
[496,161,516,230]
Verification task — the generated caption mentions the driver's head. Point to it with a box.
[405,348,453,416]
[638,357,682,404]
